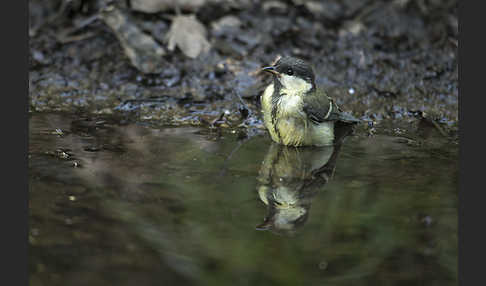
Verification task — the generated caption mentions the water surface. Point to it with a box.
[29,113,458,286]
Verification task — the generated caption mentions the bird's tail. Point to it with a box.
[338,112,360,124]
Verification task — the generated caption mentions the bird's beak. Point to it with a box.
[262,66,280,76]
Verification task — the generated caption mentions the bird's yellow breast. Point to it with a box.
[261,84,334,146]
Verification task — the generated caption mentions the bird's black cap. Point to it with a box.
[263,57,315,84]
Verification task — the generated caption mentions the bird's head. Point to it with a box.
[262,56,316,95]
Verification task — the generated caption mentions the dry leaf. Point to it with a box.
[211,15,241,34]
[166,15,211,59]
[304,1,325,16]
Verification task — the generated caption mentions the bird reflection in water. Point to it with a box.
[255,123,355,235]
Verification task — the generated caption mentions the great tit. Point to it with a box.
[261,56,359,147]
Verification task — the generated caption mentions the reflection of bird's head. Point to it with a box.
[256,185,310,235]
[262,57,316,95]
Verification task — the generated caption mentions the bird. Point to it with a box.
[261,56,359,147]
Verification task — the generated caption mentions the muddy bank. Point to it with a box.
[29,0,458,140]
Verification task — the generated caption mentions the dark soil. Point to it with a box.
[29,0,458,142]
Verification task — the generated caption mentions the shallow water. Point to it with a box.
[29,113,458,286]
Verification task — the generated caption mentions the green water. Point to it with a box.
[29,113,458,286]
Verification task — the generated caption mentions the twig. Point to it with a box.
[56,14,101,43]
[219,136,250,177]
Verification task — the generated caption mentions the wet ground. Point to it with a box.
[29,0,458,139]
[29,113,457,286]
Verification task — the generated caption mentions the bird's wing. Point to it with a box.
[303,89,359,124]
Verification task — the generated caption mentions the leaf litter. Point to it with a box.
[166,15,211,59]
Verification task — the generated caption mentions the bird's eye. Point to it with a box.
[287,68,293,75]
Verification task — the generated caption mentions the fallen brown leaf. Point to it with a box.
[166,15,211,59]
